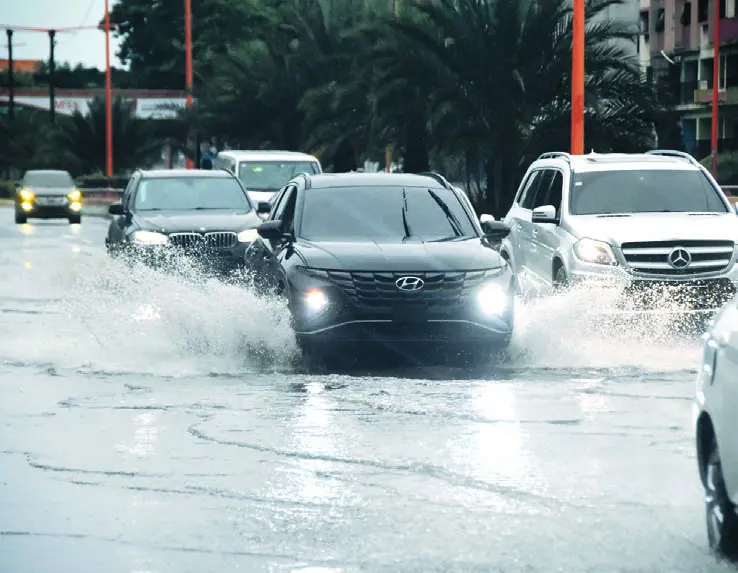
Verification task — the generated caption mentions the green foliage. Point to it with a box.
[0,180,18,199]
[76,174,131,189]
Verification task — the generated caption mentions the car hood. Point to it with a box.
[25,186,75,196]
[247,190,277,203]
[568,213,738,245]
[135,210,262,233]
[297,238,504,271]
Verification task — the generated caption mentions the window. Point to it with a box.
[299,186,477,242]
[569,169,728,215]
[133,177,253,211]
[237,161,319,191]
[520,171,544,209]
[22,171,74,187]
[528,170,554,209]
[274,186,297,235]
[542,170,564,215]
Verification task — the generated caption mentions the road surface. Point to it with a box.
[0,208,734,572]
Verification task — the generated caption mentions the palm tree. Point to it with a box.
[369,0,660,216]
[50,95,159,174]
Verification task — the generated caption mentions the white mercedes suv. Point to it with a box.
[500,150,738,314]
[695,296,738,557]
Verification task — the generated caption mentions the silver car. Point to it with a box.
[14,170,82,225]
[500,150,738,314]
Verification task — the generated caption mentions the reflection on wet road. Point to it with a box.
[0,209,734,572]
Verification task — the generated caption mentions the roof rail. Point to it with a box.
[417,171,453,189]
[537,152,571,162]
[645,149,700,166]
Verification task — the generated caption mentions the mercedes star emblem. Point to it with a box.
[667,247,692,270]
[395,276,425,291]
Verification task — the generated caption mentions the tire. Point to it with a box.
[553,263,569,292]
[14,212,27,224]
[705,437,738,559]
[68,214,81,224]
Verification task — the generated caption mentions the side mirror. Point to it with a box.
[257,201,271,215]
[257,220,285,241]
[481,220,511,241]
[108,201,124,216]
[531,204,558,224]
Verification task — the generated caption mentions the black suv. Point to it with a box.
[246,172,515,364]
[105,169,263,274]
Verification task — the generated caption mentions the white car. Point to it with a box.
[212,150,322,206]
[500,150,738,315]
[696,298,738,556]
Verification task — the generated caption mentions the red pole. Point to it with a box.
[104,0,113,177]
[571,0,585,155]
[185,0,194,169]
[712,0,720,176]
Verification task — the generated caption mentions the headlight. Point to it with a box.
[68,189,82,201]
[131,230,169,245]
[237,228,259,243]
[19,189,34,201]
[304,288,328,312]
[477,282,509,315]
[573,237,617,265]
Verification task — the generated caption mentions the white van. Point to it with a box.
[213,150,322,204]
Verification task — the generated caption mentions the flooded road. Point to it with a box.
[0,209,733,572]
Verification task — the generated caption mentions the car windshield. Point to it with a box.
[23,171,74,188]
[570,169,728,215]
[299,186,477,242]
[133,177,253,211]
[237,161,319,191]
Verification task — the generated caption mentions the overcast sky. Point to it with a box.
[3,0,123,69]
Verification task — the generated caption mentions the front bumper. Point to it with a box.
[288,267,516,347]
[113,241,250,275]
[567,257,738,313]
[16,198,81,218]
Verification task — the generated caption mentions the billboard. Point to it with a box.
[0,95,189,119]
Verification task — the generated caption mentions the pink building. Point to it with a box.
[642,0,738,157]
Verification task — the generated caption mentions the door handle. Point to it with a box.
[516,224,523,231]
[532,229,539,237]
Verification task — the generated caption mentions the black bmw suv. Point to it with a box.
[106,169,263,274]
[246,172,515,364]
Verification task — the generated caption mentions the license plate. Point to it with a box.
[36,197,65,206]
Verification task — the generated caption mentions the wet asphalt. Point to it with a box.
[0,207,735,572]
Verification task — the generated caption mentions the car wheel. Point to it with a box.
[14,212,27,225]
[553,264,569,292]
[705,437,738,559]
[68,214,81,225]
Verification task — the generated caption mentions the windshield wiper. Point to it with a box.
[401,188,412,242]
[426,188,462,237]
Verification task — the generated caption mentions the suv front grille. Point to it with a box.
[620,240,735,276]
[168,232,237,250]
[312,269,495,307]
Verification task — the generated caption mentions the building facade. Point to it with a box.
[641,0,738,158]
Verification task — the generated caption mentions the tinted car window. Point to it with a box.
[237,161,319,191]
[133,177,253,211]
[300,186,477,242]
[23,171,74,187]
[570,169,728,215]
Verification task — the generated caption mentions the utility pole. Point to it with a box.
[185,0,194,169]
[6,29,14,121]
[712,0,721,176]
[105,0,113,176]
[571,0,584,155]
[48,29,56,123]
